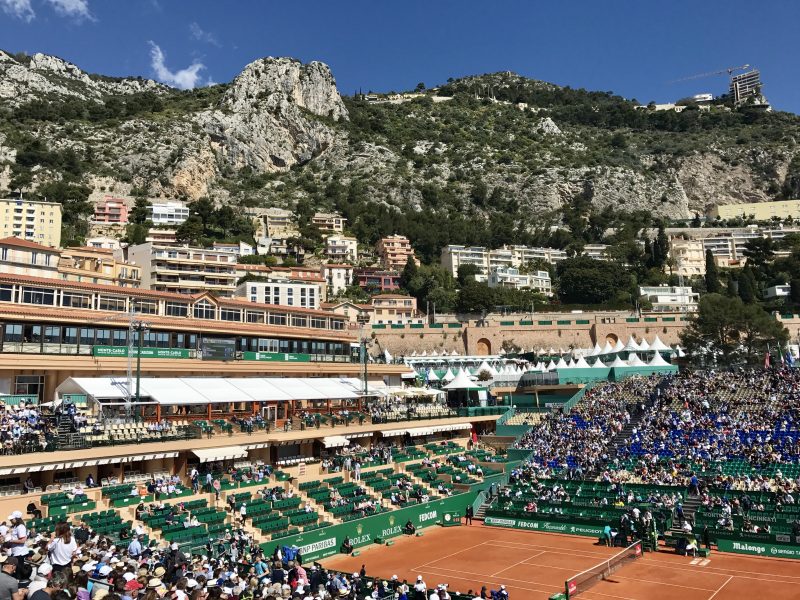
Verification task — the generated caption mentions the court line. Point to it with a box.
[489,550,545,577]
[707,575,733,600]
[637,557,800,585]
[415,566,560,595]
[482,539,613,559]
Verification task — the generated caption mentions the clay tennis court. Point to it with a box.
[322,523,800,599]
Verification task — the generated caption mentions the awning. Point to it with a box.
[344,432,372,439]
[192,446,247,463]
[0,452,179,476]
[322,435,350,448]
[380,428,409,437]
[380,422,473,438]
[243,442,270,450]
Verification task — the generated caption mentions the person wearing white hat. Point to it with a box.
[7,512,28,558]
[413,575,427,600]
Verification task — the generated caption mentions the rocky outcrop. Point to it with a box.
[0,51,165,106]
[195,57,346,173]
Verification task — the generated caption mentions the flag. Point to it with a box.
[786,350,795,367]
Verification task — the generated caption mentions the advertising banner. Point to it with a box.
[261,493,476,562]
[716,538,800,559]
[484,515,605,537]
[93,346,191,359]
[242,351,311,362]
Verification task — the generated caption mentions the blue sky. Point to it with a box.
[1,0,798,113]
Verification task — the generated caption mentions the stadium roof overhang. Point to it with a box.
[0,452,179,475]
[56,376,362,405]
[192,446,248,463]
[380,422,472,437]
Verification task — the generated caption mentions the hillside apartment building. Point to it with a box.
[0,199,63,247]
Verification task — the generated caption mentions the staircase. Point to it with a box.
[473,491,496,521]
[670,494,702,535]
[56,416,88,450]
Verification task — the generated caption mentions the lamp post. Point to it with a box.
[356,313,371,396]
[131,320,149,418]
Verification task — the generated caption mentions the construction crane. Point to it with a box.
[668,64,751,84]
[90,310,150,419]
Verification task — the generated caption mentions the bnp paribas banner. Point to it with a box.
[717,538,800,559]
[261,493,475,562]
[484,515,604,537]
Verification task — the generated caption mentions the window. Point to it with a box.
[268,312,286,326]
[193,300,216,320]
[132,299,158,315]
[1,248,7,261]
[220,308,241,322]
[62,292,92,309]
[63,327,78,344]
[311,317,327,329]
[291,315,307,328]
[112,330,127,346]
[257,338,279,353]
[246,310,265,324]
[98,296,126,312]
[14,375,44,399]
[165,302,189,317]
[0,285,12,302]
[21,287,55,306]
[43,326,61,344]
[96,329,111,345]
[79,328,95,346]
[3,324,22,343]
[331,319,345,331]
[31,251,38,265]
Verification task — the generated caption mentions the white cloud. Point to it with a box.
[148,42,205,90]
[0,0,35,22]
[45,0,94,21]
[189,22,220,47]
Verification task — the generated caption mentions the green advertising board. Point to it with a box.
[442,511,462,527]
[93,346,191,359]
[241,351,311,363]
[262,493,476,563]
[484,515,605,538]
[716,538,800,559]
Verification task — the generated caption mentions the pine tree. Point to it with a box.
[738,269,756,304]
[705,250,720,293]
[400,256,418,290]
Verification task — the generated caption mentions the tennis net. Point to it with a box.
[565,540,642,598]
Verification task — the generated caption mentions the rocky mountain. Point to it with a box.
[0,52,799,255]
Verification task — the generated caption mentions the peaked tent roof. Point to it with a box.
[627,353,645,366]
[638,338,650,351]
[608,355,628,368]
[648,351,671,366]
[574,356,591,368]
[650,335,671,352]
[591,357,607,368]
[555,357,568,369]
[443,369,483,390]
[442,368,456,382]
[622,336,640,352]
[600,341,614,355]
[613,339,625,353]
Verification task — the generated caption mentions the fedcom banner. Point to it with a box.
[261,493,476,562]
[717,538,800,559]
[484,515,604,537]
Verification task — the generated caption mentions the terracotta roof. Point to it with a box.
[0,237,60,251]
[322,264,355,269]
[0,303,354,342]
[63,246,114,255]
[371,294,414,300]
[321,301,374,311]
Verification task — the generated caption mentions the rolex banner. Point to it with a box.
[442,511,462,527]
[259,493,476,562]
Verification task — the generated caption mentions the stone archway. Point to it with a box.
[476,338,492,356]
[605,333,619,345]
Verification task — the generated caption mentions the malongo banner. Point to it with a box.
[484,515,605,538]
[261,493,475,562]
[716,538,800,559]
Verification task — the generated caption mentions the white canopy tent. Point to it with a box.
[613,339,625,353]
[627,353,645,367]
[608,356,628,368]
[638,338,650,351]
[648,351,671,367]
[622,336,640,352]
[443,370,482,390]
[650,335,671,352]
